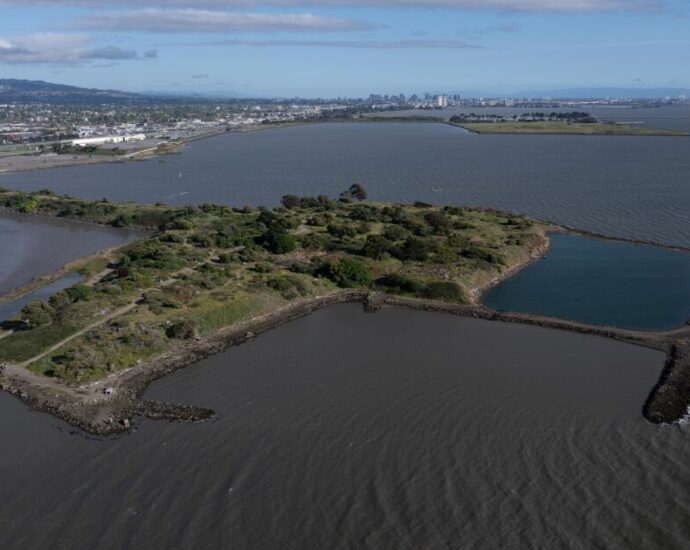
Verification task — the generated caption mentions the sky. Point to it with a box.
[0,0,689,97]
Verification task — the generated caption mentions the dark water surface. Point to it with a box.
[2,122,689,247]
[483,234,690,330]
[0,211,143,295]
[0,273,81,322]
[0,305,687,549]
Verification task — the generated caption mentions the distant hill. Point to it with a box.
[510,87,690,99]
[0,79,154,104]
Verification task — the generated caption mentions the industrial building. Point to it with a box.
[72,134,146,147]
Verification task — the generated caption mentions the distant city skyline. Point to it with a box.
[1,1,689,97]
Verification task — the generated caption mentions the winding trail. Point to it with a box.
[18,301,139,369]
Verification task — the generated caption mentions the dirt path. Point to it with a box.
[18,301,139,369]
[13,252,217,371]
[84,267,114,287]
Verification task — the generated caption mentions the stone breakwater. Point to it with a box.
[2,289,689,434]
[0,291,370,434]
[643,344,690,424]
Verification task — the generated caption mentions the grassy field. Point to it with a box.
[455,122,687,136]
[1,188,547,383]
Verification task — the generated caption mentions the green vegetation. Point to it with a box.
[0,187,546,383]
[456,122,687,136]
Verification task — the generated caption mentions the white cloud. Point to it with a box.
[0,33,155,64]
[74,9,376,33]
[188,38,481,48]
[0,0,667,12]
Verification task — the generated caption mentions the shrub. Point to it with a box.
[111,214,134,227]
[424,211,450,233]
[341,183,367,201]
[167,219,193,231]
[263,231,297,254]
[392,237,434,262]
[281,194,301,209]
[190,233,214,248]
[48,291,72,312]
[422,282,465,302]
[382,224,410,242]
[166,319,198,339]
[300,233,332,251]
[376,273,426,294]
[349,204,379,222]
[318,258,370,288]
[267,274,311,300]
[65,284,92,302]
[460,246,503,265]
[327,224,356,238]
[20,300,55,329]
[361,235,392,260]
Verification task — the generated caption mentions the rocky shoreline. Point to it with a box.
[1,200,688,434]
[2,287,688,434]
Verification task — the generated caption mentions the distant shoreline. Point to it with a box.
[447,121,688,136]
[1,117,686,176]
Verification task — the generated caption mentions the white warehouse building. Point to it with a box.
[72,134,146,147]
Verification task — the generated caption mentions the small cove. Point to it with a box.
[483,233,690,331]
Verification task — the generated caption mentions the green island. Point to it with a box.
[0,187,688,433]
[446,113,688,136]
[454,121,687,136]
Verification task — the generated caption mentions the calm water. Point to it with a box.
[0,273,81,322]
[0,305,686,549]
[0,211,142,296]
[1,122,689,247]
[483,234,690,331]
[377,105,690,133]
[1,116,688,549]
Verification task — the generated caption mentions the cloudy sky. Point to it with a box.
[0,0,688,96]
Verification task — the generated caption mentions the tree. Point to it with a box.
[319,258,370,288]
[349,183,367,201]
[424,211,449,233]
[382,224,410,242]
[361,235,391,260]
[281,194,301,209]
[263,230,296,254]
[21,300,55,329]
[65,284,92,302]
[393,237,433,262]
[48,291,71,312]
[340,183,367,202]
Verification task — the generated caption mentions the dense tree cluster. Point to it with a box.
[0,186,541,382]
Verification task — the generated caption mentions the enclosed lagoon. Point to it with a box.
[483,233,690,331]
[0,273,81,322]
[0,210,143,296]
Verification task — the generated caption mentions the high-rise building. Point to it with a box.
[436,95,449,108]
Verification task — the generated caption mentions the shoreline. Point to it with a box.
[1,284,688,435]
[445,121,689,137]
[0,209,148,307]
[1,117,687,177]
[1,203,688,433]
[0,123,311,176]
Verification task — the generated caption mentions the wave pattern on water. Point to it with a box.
[1,122,689,247]
[0,305,687,549]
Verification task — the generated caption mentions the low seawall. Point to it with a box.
[2,290,688,433]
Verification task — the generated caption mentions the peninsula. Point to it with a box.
[0,187,688,433]
[448,113,688,136]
